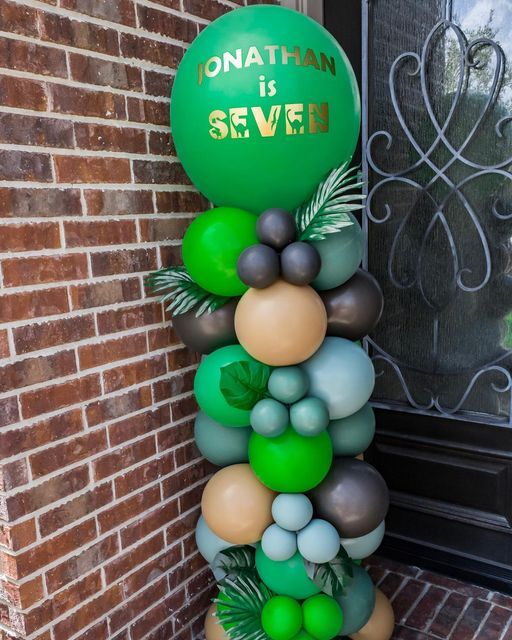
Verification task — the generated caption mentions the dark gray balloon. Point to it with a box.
[321,269,384,341]
[309,458,389,538]
[237,244,280,289]
[281,242,321,286]
[172,299,238,354]
[257,208,297,250]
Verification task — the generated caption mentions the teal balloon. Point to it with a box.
[340,521,385,560]
[311,214,363,291]
[327,404,376,457]
[297,519,340,564]
[336,564,375,636]
[194,411,251,466]
[290,397,330,436]
[261,524,298,561]
[195,515,231,563]
[251,398,289,437]
[301,338,375,419]
[194,344,255,426]
[268,367,309,404]
[256,545,321,599]
[272,493,313,532]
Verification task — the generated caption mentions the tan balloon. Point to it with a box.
[205,604,230,640]
[201,463,275,544]
[234,280,327,366]
[350,589,395,640]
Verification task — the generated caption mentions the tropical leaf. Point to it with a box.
[214,545,258,582]
[214,575,273,640]
[304,548,354,597]
[145,266,231,317]
[219,361,271,410]
[294,162,366,241]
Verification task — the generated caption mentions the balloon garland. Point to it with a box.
[147,5,394,640]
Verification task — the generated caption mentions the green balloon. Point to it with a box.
[262,596,303,640]
[302,594,343,640]
[268,367,309,404]
[311,214,363,291]
[171,5,360,214]
[256,545,320,599]
[194,344,255,426]
[249,426,333,492]
[182,207,257,296]
[194,411,251,466]
[291,634,315,640]
[336,564,375,636]
[327,404,376,457]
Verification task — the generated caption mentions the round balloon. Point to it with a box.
[261,596,303,640]
[194,344,256,426]
[341,521,385,561]
[257,209,297,250]
[301,337,375,419]
[268,367,309,404]
[249,426,333,492]
[194,411,251,466]
[205,603,230,640]
[182,207,257,296]
[172,299,238,354]
[297,519,340,564]
[195,515,233,563]
[290,397,330,437]
[251,399,289,438]
[262,524,298,562]
[327,404,376,457]
[272,493,313,532]
[336,564,375,636]
[256,545,320,599]
[309,458,389,538]
[302,594,343,640]
[320,270,384,341]
[235,280,327,366]
[237,244,280,289]
[201,464,275,544]
[171,5,360,214]
[311,214,363,291]
[281,242,321,286]
[349,590,394,640]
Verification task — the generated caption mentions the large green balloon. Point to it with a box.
[336,564,375,636]
[171,5,360,214]
[182,207,257,296]
[311,214,363,291]
[194,411,251,466]
[249,426,333,492]
[256,545,320,599]
[194,344,255,426]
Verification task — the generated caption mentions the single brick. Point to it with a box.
[0,460,28,492]
[0,0,40,37]
[127,97,169,126]
[54,157,131,184]
[91,248,157,277]
[0,288,69,323]
[78,333,147,370]
[0,519,37,552]
[20,374,101,420]
[145,70,172,98]
[0,350,77,394]
[0,37,67,78]
[2,254,88,287]
[133,159,190,185]
[50,84,126,120]
[155,190,207,213]
[97,302,163,335]
[183,0,230,20]
[74,123,147,154]
[0,329,9,359]
[85,385,153,427]
[85,189,154,216]
[0,188,82,218]
[137,6,197,42]
[64,220,137,247]
[69,54,143,91]
[13,315,96,354]
[0,150,52,182]
[139,217,190,242]
[0,114,74,149]
[70,278,141,310]
[120,33,183,68]
[0,75,47,111]
[103,354,167,393]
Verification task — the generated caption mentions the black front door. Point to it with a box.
[325,0,512,592]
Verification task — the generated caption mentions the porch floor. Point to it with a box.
[364,556,512,640]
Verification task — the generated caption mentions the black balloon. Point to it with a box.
[237,244,280,289]
[172,298,238,354]
[280,241,321,286]
[257,208,297,250]
[309,458,389,538]
[321,269,384,341]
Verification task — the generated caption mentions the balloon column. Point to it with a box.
[147,5,393,640]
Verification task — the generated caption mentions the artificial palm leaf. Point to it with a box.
[215,545,259,582]
[145,266,230,317]
[294,162,365,241]
[214,575,273,640]
[304,548,354,597]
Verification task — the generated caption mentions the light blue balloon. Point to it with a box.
[311,213,363,291]
[297,519,340,564]
[261,524,298,561]
[337,564,376,635]
[341,520,385,560]
[250,398,289,437]
[194,411,251,466]
[301,337,375,419]
[328,403,376,457]
[290,396,330,436]
[268,367,309,404]
[195,516,232,563]
[272,493,313,532]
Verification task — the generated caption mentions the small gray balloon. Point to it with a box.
[281,242,321,286]
[257,208,297,250]
[172,299,238,354]
[237,244,280,289]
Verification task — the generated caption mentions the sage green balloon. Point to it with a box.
[340,520,385,561]
[336,564,375,636]
[311,214,363,291]
[194,411,251,466]
[327,403,376,457]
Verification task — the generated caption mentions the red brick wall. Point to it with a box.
[0,1,273,638]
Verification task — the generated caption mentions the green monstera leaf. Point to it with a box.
[304,547,354,597]
[219,360,271,410]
